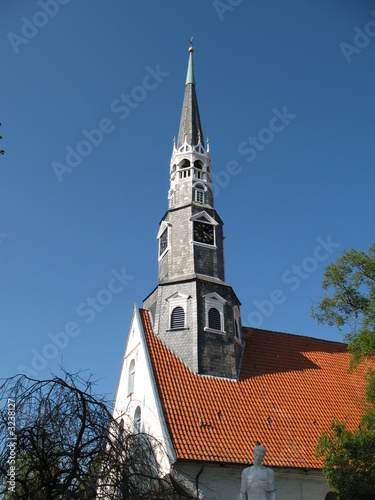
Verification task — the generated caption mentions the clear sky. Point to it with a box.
[1,0,374,399]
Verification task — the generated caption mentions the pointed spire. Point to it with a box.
[185,46,195,85]
[177,43,204,148]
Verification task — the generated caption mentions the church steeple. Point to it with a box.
[169,46,213,211]
[143,45,243,380]
[177,45,204,148]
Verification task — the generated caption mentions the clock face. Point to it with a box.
[159,229,168,255]
[193,221,214,245]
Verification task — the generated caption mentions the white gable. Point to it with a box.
[112,304,176,471]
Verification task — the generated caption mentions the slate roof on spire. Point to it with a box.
[177,47,204,148]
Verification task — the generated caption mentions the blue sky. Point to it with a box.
[1,0,374,399]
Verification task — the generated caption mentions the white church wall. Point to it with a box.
[174,462,333,500]
[112,305,175,474]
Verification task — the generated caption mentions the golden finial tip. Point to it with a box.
[188,37,194,52]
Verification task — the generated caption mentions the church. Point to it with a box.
[112,46,367,499]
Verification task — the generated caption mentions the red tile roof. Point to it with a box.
[140,309,369,469]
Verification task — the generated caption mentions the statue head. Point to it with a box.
[253,444,266,465]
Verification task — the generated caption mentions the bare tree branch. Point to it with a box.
[0,371,190,499]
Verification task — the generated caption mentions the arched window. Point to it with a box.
[194,160,203,179]
[204,293,226,333]
[208,307,221,330]
[128,359,135,396]
[171,306,185,329]
[134,406,141,432]
[179,159,190,179]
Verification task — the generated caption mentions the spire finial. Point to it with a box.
[185,38,195,85]
[188,37,194,53]
[177,40,203,148]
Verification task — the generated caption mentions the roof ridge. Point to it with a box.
[243,326,347,346]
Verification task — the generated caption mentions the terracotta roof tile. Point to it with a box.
[140,309,369,469]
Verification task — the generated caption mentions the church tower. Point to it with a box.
[143,45,243,379]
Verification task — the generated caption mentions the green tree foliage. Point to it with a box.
[0,372,190,499]
[312,243,375,366]
[316,419,375,500]
[312,244,375,499]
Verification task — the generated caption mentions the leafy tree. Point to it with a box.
[0,371,190,499]
[312,243,375,499]
[311,243,375,366]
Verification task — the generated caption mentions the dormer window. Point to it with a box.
[171,306,185,329]
[204,293,226,333]
[208,307,221,330]
[167,292,189,330]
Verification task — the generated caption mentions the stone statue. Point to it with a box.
[239,445,277,500]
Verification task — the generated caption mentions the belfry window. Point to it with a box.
[179,159,190,179]
[194,160,203,179]
[171,306,185,329]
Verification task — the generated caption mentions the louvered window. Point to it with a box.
[208,307,221,330]
[171,306,185,329]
